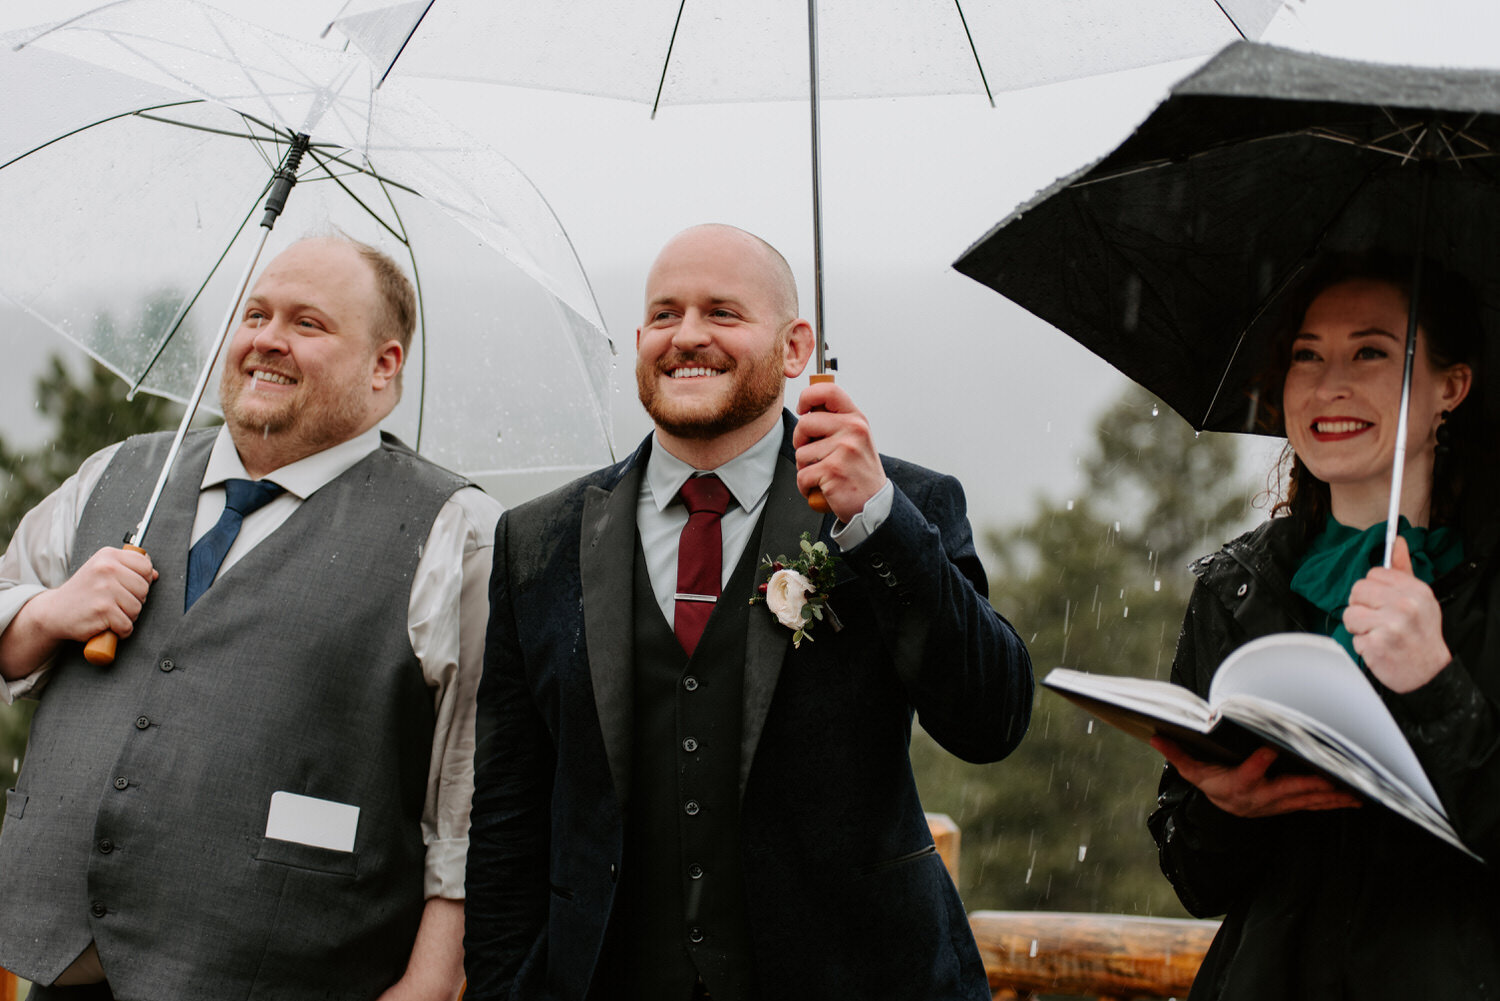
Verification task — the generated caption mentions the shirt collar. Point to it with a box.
[645,419,783,514]
[202,425,383,500]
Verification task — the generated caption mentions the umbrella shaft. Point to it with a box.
[806,0,828,374]
[132,228,273,545]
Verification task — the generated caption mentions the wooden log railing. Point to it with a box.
[0,818,1213,1000]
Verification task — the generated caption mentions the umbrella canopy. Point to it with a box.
[2,0,616,482]
[328,0,1281,104]
[322,0,1282,370]
[954,42,1500,436]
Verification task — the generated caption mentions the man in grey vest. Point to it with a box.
[0,236,499,1001]
[465,224,1033,1000]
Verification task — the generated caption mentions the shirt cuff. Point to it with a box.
[1,585,52,705]
[829,480,894,551]
[424,836,468,899]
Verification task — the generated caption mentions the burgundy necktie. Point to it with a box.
[674,474,732,657]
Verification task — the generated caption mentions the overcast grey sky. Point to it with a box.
[4,0,1499,531]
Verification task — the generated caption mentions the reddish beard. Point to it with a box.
[637,345,785,440]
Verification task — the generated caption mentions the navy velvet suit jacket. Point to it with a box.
[465,413,1033,1000]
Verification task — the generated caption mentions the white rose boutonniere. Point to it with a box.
[750,532,842,648]
[765,569,816,629]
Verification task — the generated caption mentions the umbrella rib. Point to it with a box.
[652,0,690,119]
[0,99,201,171]
[128,180,274,398]
[1208,0,1252,40]
[303,147,410,245]
[365,168,427,452]
[951,1,995,107]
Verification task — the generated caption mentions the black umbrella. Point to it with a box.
[955,41,1500,562]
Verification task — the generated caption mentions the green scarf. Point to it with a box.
[1289,515,1463,663]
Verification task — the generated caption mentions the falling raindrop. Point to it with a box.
[1066,499,1074,511]
[1029,940,1039,959]
[1114,521,1121,533]
[1086,720,1094,734]
[1123,607,1129,618]
[1078,845,1088,862]
[1153,579,1162,592]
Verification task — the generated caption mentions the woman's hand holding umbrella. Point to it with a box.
[1150,737,1365,818]
[0,546,156,679]
[1346,536,1454,693]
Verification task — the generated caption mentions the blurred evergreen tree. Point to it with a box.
[914,384,1258,917]
[0,344,182,799]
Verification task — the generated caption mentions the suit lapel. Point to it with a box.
[739,447,826,797]
[581,456,646,807]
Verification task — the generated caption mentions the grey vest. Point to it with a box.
[0,430,464,1000]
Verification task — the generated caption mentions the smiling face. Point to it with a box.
[219,238,403,476]
[1283,278,1471,526]
[635,225,813,465]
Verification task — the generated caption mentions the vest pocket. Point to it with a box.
[3,789,24,820]
[255,836,358,877]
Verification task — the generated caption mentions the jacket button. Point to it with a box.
[135,716,150,730]
[90,901,107,918]
[159,659,174,673]
[97,839,114,855]
[1236,583,1249,597]
[688,926,704,943]
[683,676,699,692]
[684,800,700,816]
[113,777,129,791]
[682,737,699,753]
[688,863,704,879]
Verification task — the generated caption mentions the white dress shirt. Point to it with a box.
[636,420,893,628]
[0,425,500,899]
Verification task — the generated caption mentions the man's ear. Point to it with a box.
[372,340,403,391]
[782,319,815,378]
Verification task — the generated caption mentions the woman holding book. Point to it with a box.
[1147,255,1500,1000]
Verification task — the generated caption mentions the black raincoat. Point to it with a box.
[1149,514,1500,1000]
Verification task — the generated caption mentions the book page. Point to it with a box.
[1209,633,1442,811]
[1045,669,1214,729]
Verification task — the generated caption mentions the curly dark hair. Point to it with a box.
[1256,253,1488,531]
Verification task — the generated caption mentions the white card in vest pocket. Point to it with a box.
[265,792,359,852]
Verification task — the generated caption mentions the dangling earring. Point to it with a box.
[1435,409,1453,462]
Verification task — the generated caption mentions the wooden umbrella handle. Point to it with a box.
[805,372,835,513]
[82,543,148,666]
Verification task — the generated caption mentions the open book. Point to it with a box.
[1044,632,1477,859]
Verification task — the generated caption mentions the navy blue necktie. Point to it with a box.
[185,478,283,610]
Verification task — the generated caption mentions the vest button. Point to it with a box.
[682,737,699,753]
[90,901,107,918]
[683,676,699,692]
[135,716,150,730]
[159,659,175,672]
[688,926,704,943]
[113,776,129,790]
[97,839,114,855]
[684,800,701,816]
[688,863,704,879]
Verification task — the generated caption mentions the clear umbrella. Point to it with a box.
[4,0,618,659]
[4,0,615,484]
